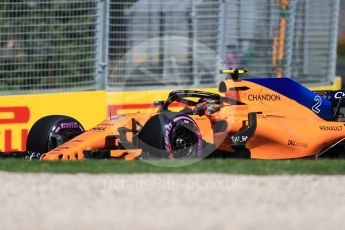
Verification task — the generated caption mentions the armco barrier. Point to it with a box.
[0,77,341,152]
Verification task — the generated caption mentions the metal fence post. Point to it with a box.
[303,0,310,74]
[191,0,197,86]
[96,0,109,90]
[328,0,340,82]
[218,0,227,71]
[284,0,297,78]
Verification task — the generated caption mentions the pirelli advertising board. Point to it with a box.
[0,91,106,152]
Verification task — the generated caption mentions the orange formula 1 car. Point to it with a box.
[2,69,345,160]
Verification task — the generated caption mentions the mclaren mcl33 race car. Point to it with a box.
[2,69,345,160]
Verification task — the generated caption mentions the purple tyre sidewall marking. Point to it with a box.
[164,115,202,158]
[54,122,84,133]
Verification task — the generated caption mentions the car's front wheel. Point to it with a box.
[26,115,84,153]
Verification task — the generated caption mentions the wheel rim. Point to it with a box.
[170,123,198,158]
[47,125,83,151]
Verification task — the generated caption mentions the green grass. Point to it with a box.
[0,159,345,175]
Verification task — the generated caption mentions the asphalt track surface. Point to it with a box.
[0,173,344,230]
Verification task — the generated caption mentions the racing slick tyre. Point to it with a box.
[26,115,84,153]
[138,112,202,159]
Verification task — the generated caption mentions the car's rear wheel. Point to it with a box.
[26,115,84,153]
[138,112,202,159]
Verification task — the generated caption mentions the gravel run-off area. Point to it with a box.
[0,173,344,230]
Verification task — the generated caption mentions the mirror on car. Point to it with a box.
[153,101,164,107]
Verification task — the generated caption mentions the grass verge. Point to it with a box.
[0,159,345,175]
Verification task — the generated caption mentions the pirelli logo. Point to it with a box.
[0,107,30,124]
[0,106,30,151]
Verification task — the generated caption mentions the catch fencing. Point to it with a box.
[0,0,340,95]
[0,0,101,94]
